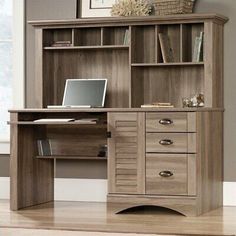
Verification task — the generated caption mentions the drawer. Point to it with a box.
[146,154,196,195]
[146,112,196,132]
[146,133,196,153]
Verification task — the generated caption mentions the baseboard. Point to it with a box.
[0,178,235,206]
[55,178,107,202]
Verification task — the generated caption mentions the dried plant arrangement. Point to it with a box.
[111,0,152,17]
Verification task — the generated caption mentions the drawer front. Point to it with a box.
[146,133,196,153]
[146,154,188,195]
[146,112,196,132]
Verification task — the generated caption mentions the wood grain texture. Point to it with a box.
[1,200,236,235]
[146,133,196,153]
[108,112,145,194]
[28,13,228,27]
[43,49,129,108]
[108,194,198,216]
[204,22,224,108]
[146,112,188,132]
[35,28,44,108]
[196,111,223,215]
[10,114,54,210]
[146,154,188,195]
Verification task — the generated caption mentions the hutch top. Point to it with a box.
[28,13,228,109]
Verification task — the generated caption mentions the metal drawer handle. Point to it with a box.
[159,139,173,145]
[159,170,173,178]
[159,119,173,125]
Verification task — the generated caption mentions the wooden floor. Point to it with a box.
[0,200,236,236]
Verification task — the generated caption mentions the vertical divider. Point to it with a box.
[180,24,183,62]
[128,25,132,108]
[101,27,104,46]
[72,28,75,46]
[155,25,158,64]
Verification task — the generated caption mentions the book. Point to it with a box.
[51,40,72,47]
[141,102,174,108]
[33,118,75,123]
[141,104,174,108]
[158,33,174,63]
[123,30,130,45]
[192,31,204,62]
[37,140,52,156]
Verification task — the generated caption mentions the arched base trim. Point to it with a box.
[107,194,199,217]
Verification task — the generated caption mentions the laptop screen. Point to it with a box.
[62,79,107,107]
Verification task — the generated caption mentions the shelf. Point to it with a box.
[36,155,107,160]
[131,62,204,67]
[8,121,107,126]
[44,45,129,50]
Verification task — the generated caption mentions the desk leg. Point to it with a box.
[10,114,54,210]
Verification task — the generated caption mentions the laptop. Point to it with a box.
[47,79,107,109]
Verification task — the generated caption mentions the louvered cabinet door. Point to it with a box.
[108,112,145,194]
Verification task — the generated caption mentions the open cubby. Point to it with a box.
[158,24,181,63]
[103,27,129,45]
[131,25,156,63]
[181,23,204,62]
[17,112,107,159]
[131,65,204,108]
[43,29,73,47]
[74,27,101,46]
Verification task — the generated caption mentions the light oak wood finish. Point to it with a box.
[28,14,228,27]
[1,200,236,235]
[29,14,227,109]
[146,154,196,196]
[146,133,196,153]
[146,112,195,132]
[9,14,227,217]
[10,114,54,211]
[108,112,145,194]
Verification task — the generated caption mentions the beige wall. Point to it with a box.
[0,0,235,181]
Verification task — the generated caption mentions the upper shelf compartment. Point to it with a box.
[74,27,101,46]
[103,26,130,46]
[43,26,130,50]
[181,23,204,62]
[43,28,73,47]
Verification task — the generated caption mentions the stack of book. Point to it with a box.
[51,40,72,47]
[141,102,174,108]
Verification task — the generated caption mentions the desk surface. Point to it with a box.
[9,107,224,113]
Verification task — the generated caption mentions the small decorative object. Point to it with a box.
[111,0,152,17]
[182,93,205,108]
[81,0,116,18]
[152,0,196,16]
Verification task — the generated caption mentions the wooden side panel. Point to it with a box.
[10,113,19,210]
[35,28,44,108]
[204,22,224,108]
[196,111,223,214]
[10,115,54,210]
[108,112,145,194]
